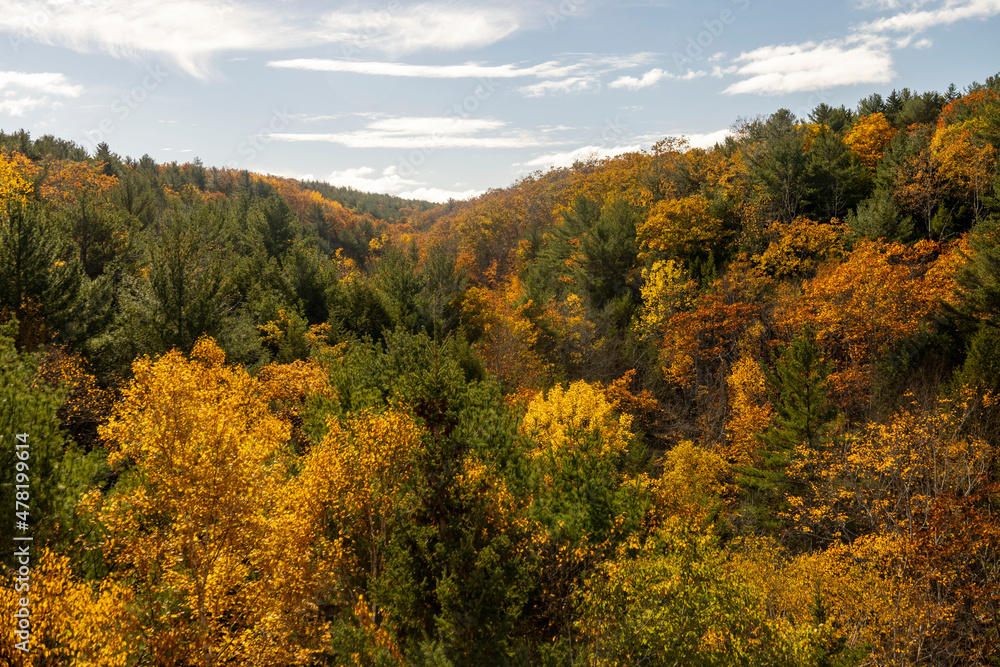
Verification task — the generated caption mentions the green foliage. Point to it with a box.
[846,188,916,242]
[577,527,778,667]
[301,179,435,222]
[581,197,641,310]
[957,323,1000,398]
[250,193,300,262]
[738,326,840,532]
[956,216,1000,328]
[308,328,537,663]
[804,127,870,221]
[0,200,81,345]
[743,109,809,222]
[0,320,98,565]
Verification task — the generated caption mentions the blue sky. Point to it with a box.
[1,0,999,202]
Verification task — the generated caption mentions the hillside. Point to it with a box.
[2,73,1000,665]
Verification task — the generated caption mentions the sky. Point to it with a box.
[1,0,999,203]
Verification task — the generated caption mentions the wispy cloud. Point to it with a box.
[518,77,598,97]
[857,0,1000,34]
[325,164,480,202]
[0,0,296,78]
[272,52,661,98]
[0,71,82,116]
[609,68,671,90]
[519,144,642,170]
[608,67,706,90]
[723,39,894,94]
[271,115,547,150]
[0,0,533,78]
[717,0,998,96]
[267,58,576,79]
[323,4,521,56]
[327,165,419,192]
[398,186,481,202]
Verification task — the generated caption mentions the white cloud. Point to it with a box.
[0,0,295,78]
[857,0,1000,34]
[0,96,45,116]
[0,70,81,116]
[0,1,532,78]
[322,165,479,203]
[0,2,656,84]
[520,144,642,170]
[268,57,582,80]
[679,129,732,149]
[609,68,670,90]
[271,115,547,150]
[0,71,81,97]
[914,37,934,48]
[327,165,420,192]
[855,0,935,9]
[274,132,541,149]
[398,187,481,203]
[724,39,894,94]
[368,117,505,135]
[323,4,520,56]
[608,67,705,91]
[269,52,658,98]
[518,77,597,97]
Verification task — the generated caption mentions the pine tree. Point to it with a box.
[737,325,840,531]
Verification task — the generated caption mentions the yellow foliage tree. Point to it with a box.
[776,239,962,409]
[637,258,697,337]
[844,112,897,170]
[844,392,994,536]
[931,119,998,221]
[521,380,633,465]
[724,352,773,467]
[0,549,134,667]
[86,337,331,666]
[298,409,423,581]
[462,275,548,394]
[0,151,34,207]
[754,217,847,279]
[637,193,726,261]
[732,535,938,665]
[644,441,729,529]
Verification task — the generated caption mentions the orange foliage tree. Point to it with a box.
[931,119,998,221]
[462,275,548,395]
[775,239,962,411]
[658,290,758,390]
[844,112,897,170]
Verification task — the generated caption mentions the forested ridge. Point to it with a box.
[2,73,1000,666]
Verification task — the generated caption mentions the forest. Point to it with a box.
[2,72,1000,666]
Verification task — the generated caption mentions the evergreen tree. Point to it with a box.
[738,325,840,531]
[0,201,81,347]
